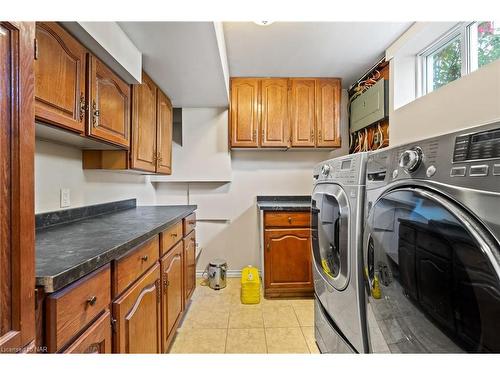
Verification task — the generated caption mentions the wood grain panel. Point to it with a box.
[261,78,289,147]
[87,55,130,148]
[130,71,157,172]
[35,22,86,133]
[156,89,173,174]
[112,236,159,298]
[230,78,259,147]
[0,21,35,352]
[290,79,316,147]
[63,310,112,353]
[316,78,341,147]
[112,263,161,353]
[160,221,183,257]
[160,242,183,352]
[45,265,111,352]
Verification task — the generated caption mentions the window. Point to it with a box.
[419,21,500,95]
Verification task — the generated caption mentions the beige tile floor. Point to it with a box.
[169,278,319,354]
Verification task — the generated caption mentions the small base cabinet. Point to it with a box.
[263,211,313,298]
[63,310,112,353]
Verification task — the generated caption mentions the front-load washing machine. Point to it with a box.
[312,152,369,353]
[363,121,500,353]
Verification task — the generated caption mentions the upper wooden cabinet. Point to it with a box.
[87,55,130,148]
[290,79,316,147]
[130,72,173,174]
[130,72,157,172]
[0,21,35,353]
[35,22,86,133]
[230,78,260,147]
[316,78,341,147]
[156,89,173,174]
[229,77,341,149]
[35,22,131,148]
[261,78,289,147]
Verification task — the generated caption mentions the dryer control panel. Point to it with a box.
[366,121,500,193]
[313,152,368,186]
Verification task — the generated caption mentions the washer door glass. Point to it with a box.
[364,187,500,353]
[312,184,350,290]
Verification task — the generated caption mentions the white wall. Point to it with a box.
[389,44,500,146]
[35,140,156,213]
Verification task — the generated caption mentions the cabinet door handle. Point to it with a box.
[266,243,270,251]
[252,129,257,141]
[92,100,99,127]
[141,255,149,262]
[87,296,97,306]
[311,129,314,141]
[288,216,292,224]
[318,130,322,141]
[79,93,86,122]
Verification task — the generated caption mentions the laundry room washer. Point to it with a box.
[362,121,500,353]
[311,152,369,353]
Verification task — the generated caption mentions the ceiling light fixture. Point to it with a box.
[254,21,274,26]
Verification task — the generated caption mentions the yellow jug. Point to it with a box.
[241,265,261,304]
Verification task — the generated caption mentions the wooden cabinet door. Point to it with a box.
[160,242,183,352]
[130,72,157,172]
[87,55,130,148]
[230,78,259,147]
[184,232,196,303]
[315,78,341,147]
[290,79,316,147]
[112,263,161,353]
[261,78,289,147]
[0,22,35,352]
[264,229,313,291]
[35,22,86,133]
[63,310,112,353]
[156,89,173,175]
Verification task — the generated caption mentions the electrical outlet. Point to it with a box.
[60,188,70,208]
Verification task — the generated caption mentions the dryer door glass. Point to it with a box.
[364,187,500,353]
[312,184,350,290]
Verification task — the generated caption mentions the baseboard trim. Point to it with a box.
[196,269,245,278]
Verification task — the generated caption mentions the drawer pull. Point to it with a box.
[171,233,178,238]
[141,255,149,262]
[288,217,292,223]
[188,220,196,225]
[87,296,97,306]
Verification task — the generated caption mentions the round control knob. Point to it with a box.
[321,164,331,176]
[426,165,437,177]
[399,147,423,173]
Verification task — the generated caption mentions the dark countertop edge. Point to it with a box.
[256,195,311,203]
[36,205,197,293]
[36,198,137,231]
[256,195,311,211]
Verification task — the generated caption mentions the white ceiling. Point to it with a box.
[223,22,412,89]
[118,22,412,108]
[118,22,228,107]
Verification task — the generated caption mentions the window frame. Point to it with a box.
[417,22,470,95]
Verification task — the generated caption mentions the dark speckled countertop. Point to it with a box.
[256,195,311,211]
[36,200,196,293]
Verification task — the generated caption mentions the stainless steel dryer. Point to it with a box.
[363,121,500,353]
[312,152,369,353]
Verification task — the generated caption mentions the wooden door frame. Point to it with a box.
[0,21,35,352]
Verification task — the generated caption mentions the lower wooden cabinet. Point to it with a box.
[112,263,161,353]
[263,211,313,298]
[63,310,112,353]
[184,231,196,304]
[160,241,184,352]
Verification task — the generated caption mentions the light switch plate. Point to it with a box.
[60,188,70,208]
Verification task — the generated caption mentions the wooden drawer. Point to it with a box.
[112,236,159,297]
[160,221,183,256]
[264,211,311,228]
[46,264,111,352]
[63,310,112,353]
[183,212,196,236]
